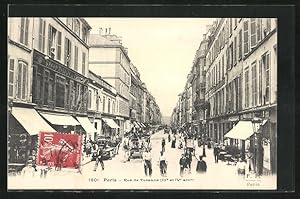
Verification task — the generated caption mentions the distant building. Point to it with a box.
[89,31,131,135]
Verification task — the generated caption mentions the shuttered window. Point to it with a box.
[38,18,46,52]
[8,59,15,97]
[20,18,29,45]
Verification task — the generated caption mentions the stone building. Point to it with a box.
[8,17,92,164]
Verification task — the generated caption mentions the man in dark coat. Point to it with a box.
[196,156,207,173]
[161,138,166,152]
[213,144,219,163]
[179,154,188,177]
[93,147,105,171]
[185,150,193,173]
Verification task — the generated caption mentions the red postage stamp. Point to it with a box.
[37,132,82,170]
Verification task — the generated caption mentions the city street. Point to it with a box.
[8,130,276,190]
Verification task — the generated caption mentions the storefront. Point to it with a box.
[8,106,55,165]
[76,116,97,141]
[32,50,88,116]
[102,117,120,137]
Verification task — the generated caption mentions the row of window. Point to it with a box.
[244,52,271,108]
[206,51,272,117]
[87,89,116,115]
[208,75,242,117]
[65,17,88,43]
[206,18,273,91]
[38,19,87,75]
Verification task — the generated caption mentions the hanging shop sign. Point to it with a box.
[37,132,82,170]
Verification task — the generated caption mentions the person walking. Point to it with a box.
[171,134,176,148]
[195,156,207,173]
[202,140,206,157]
[143,148,152,177]
[245,148,255,177]
[185,150,193,174]
[213,144,219,163]
[86,140,92,157]
[179,154,188,177]
[168,133,171,142]
[21,161,36,178]
[158,151,168,177]
[161,138,166,153]
[93,147,105,171]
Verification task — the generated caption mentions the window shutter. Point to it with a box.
[64,38,68,65]
[38,18,43,51]
[48,25,52,55]
[25,18,29,45]
[20,18,25,44]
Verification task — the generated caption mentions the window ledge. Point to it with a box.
[9,39,32,53]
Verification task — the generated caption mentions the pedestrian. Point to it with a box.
[202,140,206,157]
[171,134,176,148]
[245,148,255,177]
[158,151,168,177]
[195,156,207,173]
[86,140,92,157]
[168,133,171,142]
[93,147,105,171]
[21,161,36,178]
[185,150,192,174]
[39,157,50,179]
[143,148,152,177]
[161,138,166,152]
[213,144,219,163]
[179,154,188,177]
[236,158,246,176]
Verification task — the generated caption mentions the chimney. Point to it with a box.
[108,27,111,35]
[99,27,103,35]
[105,28,108,35]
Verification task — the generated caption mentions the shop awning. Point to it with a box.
[39,112,80,126]
[102,118,119,129]
[140,122,146,128]
[11,107,55,135]
[76,117,97,133]
[224,121,260,140]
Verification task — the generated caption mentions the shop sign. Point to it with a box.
[33,50,88,84]
[37,132,82,169]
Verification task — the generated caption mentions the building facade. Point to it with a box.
[171,18,277,175]
[8,17,92,164]
[89,31,131,135]
[87,71,118,140]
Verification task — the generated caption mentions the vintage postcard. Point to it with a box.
[7,16,277,190]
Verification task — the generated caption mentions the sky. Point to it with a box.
[85,18,215,117]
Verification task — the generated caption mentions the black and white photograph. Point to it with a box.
[7,14,279,190]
